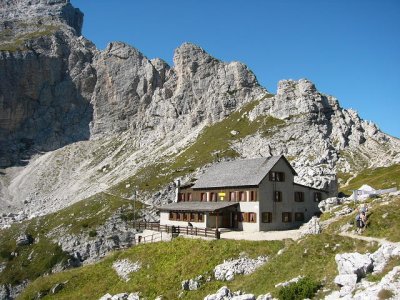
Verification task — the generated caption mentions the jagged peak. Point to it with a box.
[173,42,219,69]
[104,42,149,61]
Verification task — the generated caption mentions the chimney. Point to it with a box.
[175,179,181,202]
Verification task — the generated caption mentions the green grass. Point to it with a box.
[0,192,141,286]
[17,234,378,300]
[109,97,284,196]
[361,195,400,242]
[339,164,400,195]
[18,238,284,300]
[0,25,59,52]
[324,195,400,242]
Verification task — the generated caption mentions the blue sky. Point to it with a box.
[71,0,400,138]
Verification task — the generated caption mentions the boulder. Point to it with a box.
[204,286,232,300]
[334,274,357,296]
[335,253,373,278]
[370,242,400,274]
[299,217,321,237]
[231,294,255,300]
[255,294,275,300]
[214,256,268,281]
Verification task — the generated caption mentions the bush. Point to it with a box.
[88,230,97,237]
[278,276,320,300]
[378,289,394,300]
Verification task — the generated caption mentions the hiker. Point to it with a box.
[355,209,367,233]
[188,222,193,228]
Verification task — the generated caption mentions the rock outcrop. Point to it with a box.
[0,0,400,230]
[0,0,96,167]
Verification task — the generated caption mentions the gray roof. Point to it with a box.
[159,202,239,212]
[192,156,296,189]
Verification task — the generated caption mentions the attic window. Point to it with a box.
[270,171,285,182]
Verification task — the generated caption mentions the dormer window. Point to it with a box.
[269,171,285,182]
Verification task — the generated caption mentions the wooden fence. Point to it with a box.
[135,222,220,239]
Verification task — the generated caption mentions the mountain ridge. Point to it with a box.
[0,0,399,222]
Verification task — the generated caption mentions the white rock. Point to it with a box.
[335,253,373,278]
[334,274,357,296]
[99,294,113,300]
[112,259,141,282]
[214,256,268,281]
[231,294,255,300]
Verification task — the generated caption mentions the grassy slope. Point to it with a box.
[0,193,141,286]
[17,235,377,300]
[324,195,400,242]
[109,95,283,196]
[339,164,400,195]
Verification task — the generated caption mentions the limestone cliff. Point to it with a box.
[0,0,399,224]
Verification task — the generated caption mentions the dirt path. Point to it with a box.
[220,229,302,241]
[339,232,390,245]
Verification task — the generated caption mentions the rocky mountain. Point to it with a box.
[0,0,399,223]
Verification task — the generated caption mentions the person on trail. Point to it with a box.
[355,207,368,233]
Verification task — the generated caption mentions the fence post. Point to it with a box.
[215,229,220,239]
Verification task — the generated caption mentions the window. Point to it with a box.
[295,212,304,221]
[294,191,304,202]
[269,171,285,182]
[198,213,204,222]
[250,191,257,201]
[176,212,182,221]
[282,212,292,223]
[249,213,257,223]
[187,193,192,202]
[229,191,236,202]
[239,191,246,202]
[179,193,185,202]
[262,212,272,223]
[190,213,195,222]
[169,212,175,220]
[314,192,322,202]
[274,191,282,202]
[239,212,257,223]
[210,192,217,202]
[201,193,207,202]
[183,213,188,221]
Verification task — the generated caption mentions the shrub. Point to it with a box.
[378,289,394,300]
[89,230,97,237]
[278,276,320,300]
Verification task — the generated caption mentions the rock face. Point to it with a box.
[0,0,400,223]
[0,0,96,167]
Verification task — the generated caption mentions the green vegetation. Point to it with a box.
[277,276,320,300]
[0,25,59,52]
[18,234,377,300]
[324,195,400,242]
[109,98,285,196]
[0,192,140,286]
[339,164,400,195]
[361,196,400,242]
